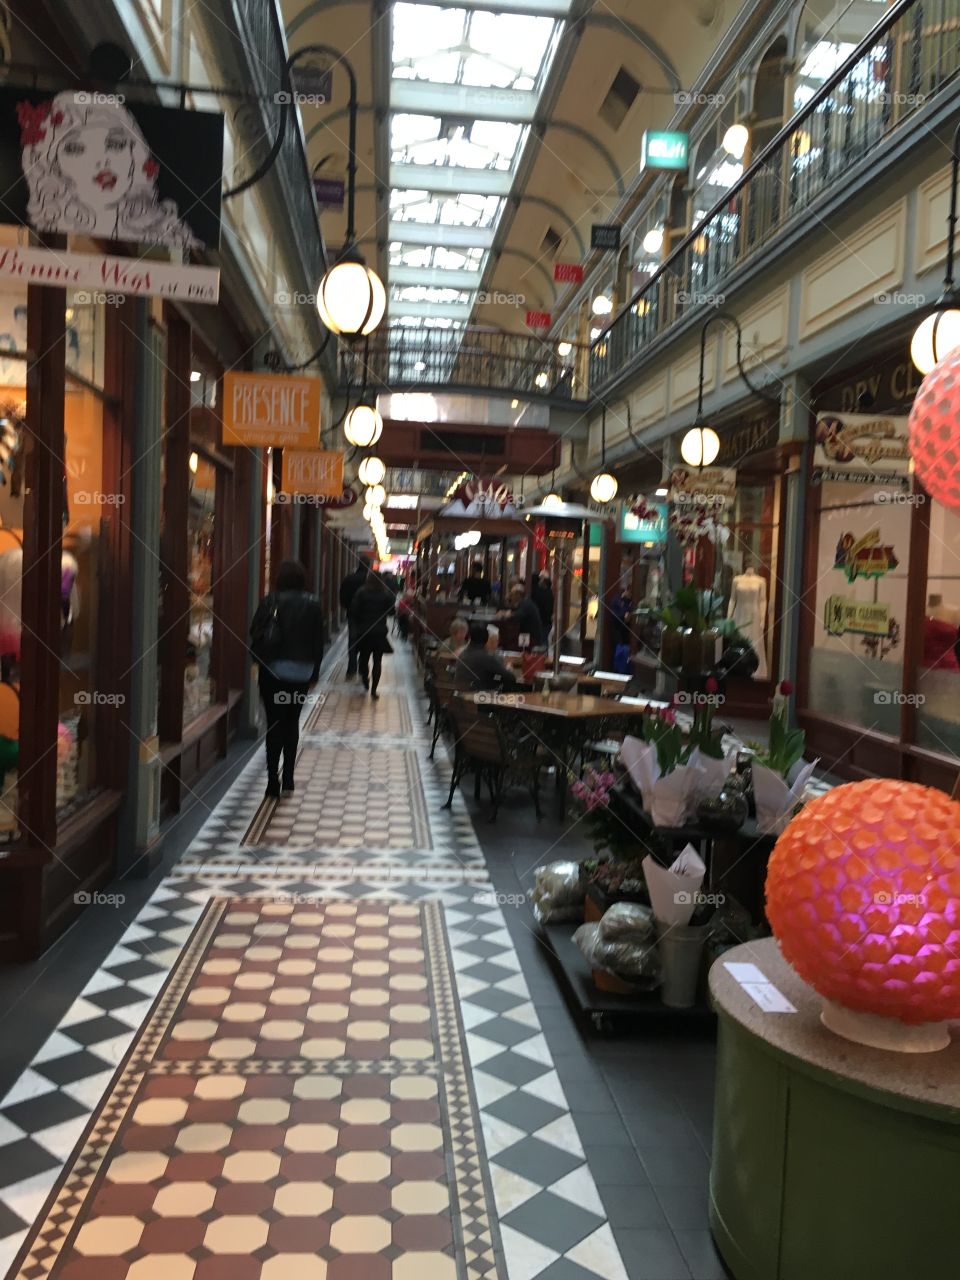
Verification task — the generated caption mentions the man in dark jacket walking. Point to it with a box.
[339,561,367,677]
[348,571,395,699]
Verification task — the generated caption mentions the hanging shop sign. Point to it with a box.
[824,349,923,414]
[0,88,223,250]
[280,448,344,497]
[313,175,345,209]
[222,372,322,448]
[823,595,892,639]
[715,413,778,466]
[620,502,667,544]
[832,529,899,583]
[525,310,552,329]
[641,130,689,171]
[0,243,219,300]
[591,224,621,251]
[554,262,584,284]
[668,465,737,507]
[811,412,911,488]
[441,476,516,517]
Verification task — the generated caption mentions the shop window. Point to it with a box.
[186,451,216,728]
[916,501,960,756]
[807,481,911,735]
[0,285,110,840]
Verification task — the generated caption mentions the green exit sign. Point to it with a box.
[641,130,688,170]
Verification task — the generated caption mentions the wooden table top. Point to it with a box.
[466,691,654,719]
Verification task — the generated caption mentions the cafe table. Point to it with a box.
[466,691,654,818]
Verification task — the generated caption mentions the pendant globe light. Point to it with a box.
[344,400,383,448]
[590,406,618,504]
[365,483,386,507]
[358,455,386,486]
[316,253,386,338]
[911,121,960,374]
[680,425,720,467]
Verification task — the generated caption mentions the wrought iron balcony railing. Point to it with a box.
[344,327,588,402]
[590,0,960,392]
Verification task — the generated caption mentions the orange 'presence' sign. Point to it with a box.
[281,449,345,497]
[222,372,322,447]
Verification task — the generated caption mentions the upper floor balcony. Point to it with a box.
[589,0,960,396]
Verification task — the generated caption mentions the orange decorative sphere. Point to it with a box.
[766,779,960,1024]
[909,346,960,510]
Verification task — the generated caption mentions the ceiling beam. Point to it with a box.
[388,221,496,248]
[398,0,571,11]
[390,164,513,195]
[391,79,538,123]
[387,301,473,320]
[391,266,484,288]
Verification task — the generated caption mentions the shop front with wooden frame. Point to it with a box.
[797,344,960,793]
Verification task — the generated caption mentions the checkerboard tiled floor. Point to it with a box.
[0,643,628,1280]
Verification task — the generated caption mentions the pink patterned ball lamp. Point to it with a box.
[909,345,960,510]
[766,778,960,1052]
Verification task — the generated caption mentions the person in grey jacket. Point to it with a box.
[455,623,518,691]
[250,560,325,798]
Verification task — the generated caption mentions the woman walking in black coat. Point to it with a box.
[250,560,325,798]
[348,571,395,699]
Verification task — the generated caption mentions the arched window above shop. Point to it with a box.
[691,99,743,225]
[793,0,888,112]
[752,35,789,153]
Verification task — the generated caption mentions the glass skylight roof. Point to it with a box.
[387,0,570,333]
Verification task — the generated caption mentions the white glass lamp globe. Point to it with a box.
[590,472,618,503]
[723,123,749,160]
[358,455,386,486]
[911,309,960,375]
[344,404,383,448]
[642,226,664,255]
[362,503,373,521]
[558,341,572,357]
[543,492,563,509]
[680,425,720,468]
[592,294,613,316]
[316,260,386,337]
[365,484,386,507]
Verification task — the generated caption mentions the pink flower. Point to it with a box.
[780,679,794,695]
[705,676,719,694]
[662,709,676,726]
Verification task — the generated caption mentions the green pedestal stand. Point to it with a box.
[709,940,960,1280]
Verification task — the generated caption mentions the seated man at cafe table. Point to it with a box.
[455,623,518,691]
[498,582,544,647]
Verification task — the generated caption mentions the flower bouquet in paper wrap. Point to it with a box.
[685,676,736,802]
[749,681,819,834]
[619,707,699,828]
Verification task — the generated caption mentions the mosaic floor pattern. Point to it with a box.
[0,640,628,1280]
[7,898,502,1280]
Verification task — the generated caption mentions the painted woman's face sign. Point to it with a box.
[56,123,137,212]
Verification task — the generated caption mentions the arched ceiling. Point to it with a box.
[279,0,736,339]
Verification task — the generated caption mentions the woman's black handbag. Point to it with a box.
[251,596,283,663]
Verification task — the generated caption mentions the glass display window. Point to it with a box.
[916,500,960,757]
[806,480,911,736]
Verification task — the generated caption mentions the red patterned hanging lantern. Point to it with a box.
[908,344,960,510]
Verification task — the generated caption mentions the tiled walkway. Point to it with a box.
[0,643,671,1280]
